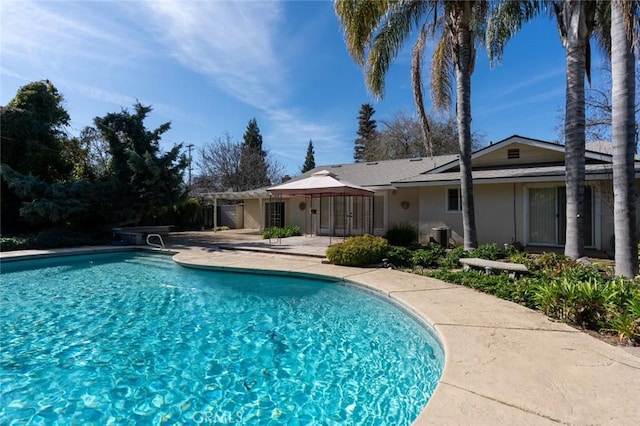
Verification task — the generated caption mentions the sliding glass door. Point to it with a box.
[528,186,593,246]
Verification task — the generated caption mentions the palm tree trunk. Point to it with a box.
[563,41,587,259]
[611,0,638,278]
[455,14,478,250]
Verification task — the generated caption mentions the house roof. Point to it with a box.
[195,136,639,199]
[394,163,638,186]
[293,154,458,188]
[426,135,620,174]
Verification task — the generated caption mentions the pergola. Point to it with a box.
[268,170,375,240]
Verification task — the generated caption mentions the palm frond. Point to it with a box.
[334,0,394,66]
[365,0,432,98]
[486,0,542,66]
[412,24,433,157]
[431,32,455,111]
[592,0,611,57]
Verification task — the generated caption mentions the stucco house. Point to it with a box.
[199,135,640,255]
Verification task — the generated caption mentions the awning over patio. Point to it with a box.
[267,170,375,197]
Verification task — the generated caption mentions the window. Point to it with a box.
[446,188,461,212]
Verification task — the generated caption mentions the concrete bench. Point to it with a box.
[112,226,173,245]
[459,258,528,278]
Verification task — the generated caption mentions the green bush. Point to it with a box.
[439,246,470,269]
[326,234,390,267]
[33,228,110,249]
[530,252,573,277]
[470,243,507,260]
[0,236,34,251]
[534,276,639,332]
[385,223,418,246]
[175,198,203,229]
[412,243,445,268]
[262,225,301,239]
[386,246,414,267]
[429,248,640,345]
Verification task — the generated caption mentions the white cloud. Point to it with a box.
[491,68,565,99]
[144,1,286,109]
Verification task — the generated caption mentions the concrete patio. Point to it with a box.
[2,230,639,425]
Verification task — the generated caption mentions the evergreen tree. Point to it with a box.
[1,80,72,182]
[94,103,188,225]
[239,118,270,189]
[354,103,377,162]
[1,80,73,231]
[301,139,316,173]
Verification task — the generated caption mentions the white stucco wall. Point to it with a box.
[243,199,262,230]
[388,188,420,230]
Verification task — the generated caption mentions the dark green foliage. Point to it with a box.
[385,246,414,267]
[412,243,445,268]
[239,118,269,189]
[175,198,203,230]
[31,228,110,249]
[354,103,377,162]
[1,165,111,228]
[1,80,72,182]
[533,278,633,331]
[430,256,640,345]
[327,234,389,266]
[385,222,418,246]
[262,225,302,239]
[1,80,75,232]
[432,269,516,297]
[469,242,507,260]
[0,236,33,251]
[301,140,316,173]
[1,228,110,251]
[93,103,188,225]
[440,246,470,268]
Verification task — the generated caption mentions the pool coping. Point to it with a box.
[2,246,640,425]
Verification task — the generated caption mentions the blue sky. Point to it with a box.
[1,1,606,176]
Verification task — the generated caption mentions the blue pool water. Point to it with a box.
[1,251,443,425]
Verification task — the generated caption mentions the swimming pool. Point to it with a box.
[1,251,443,424]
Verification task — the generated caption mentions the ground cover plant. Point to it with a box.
[262,225,301,239]
[428,248,640,346]
[327,238,639,345]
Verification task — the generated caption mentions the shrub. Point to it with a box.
[412,243,445,268]
[326,234,390,267]
[33,228,110,249]
[470,243,506,260]
[0,236,34,251]
[262,225,301,239]
[385,223,418,246]
[439,246,469,269]
[534,278,610,328]
[530,252,574,277]
[386,246,414,267]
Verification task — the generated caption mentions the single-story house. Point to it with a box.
[198,135,640,255]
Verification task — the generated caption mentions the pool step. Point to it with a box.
[123,256,175,270]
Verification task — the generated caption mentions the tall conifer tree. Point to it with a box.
[354,103,377,162]
[301,139,316,173]
[239,118,270,189]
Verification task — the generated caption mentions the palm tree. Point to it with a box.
[488,1,608,259]
[611,0,638,278]
[335,0,491,250]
